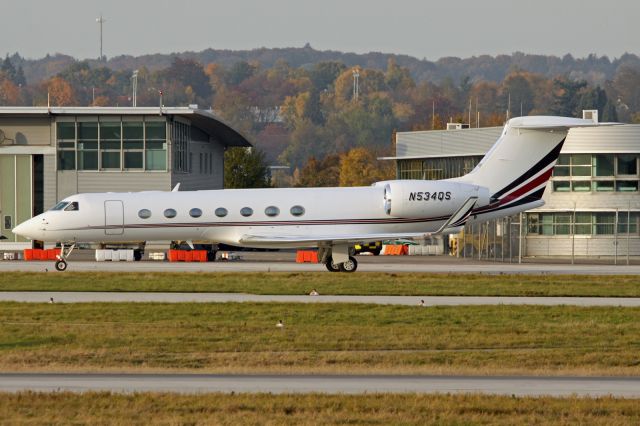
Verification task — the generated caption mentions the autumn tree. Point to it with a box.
[45,76,76,106]
[294,154,341,187]
[339,147,394,187]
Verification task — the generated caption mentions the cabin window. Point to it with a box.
[215,207,228,218]
[290,205,305,217]
[164,208,177,218]
[64,202,79,211]
[265,206,280,217]
[240,207,253,217]
[138,209,152,219]
[189,208,202,218]
[50,202,69,211]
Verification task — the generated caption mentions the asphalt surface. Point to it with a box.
[2,257,640,274]
[1,373,639,396]
[2,291,640,306]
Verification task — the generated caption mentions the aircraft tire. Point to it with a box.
[55,260,68,272]
[339,256,358,273]
[325,258,340,272]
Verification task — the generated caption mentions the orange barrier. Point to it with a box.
[383,245,408,255]
[296,250,319,263]
[168,249,208,262]
[23,248,62,261]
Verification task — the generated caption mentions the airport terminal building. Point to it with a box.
[0,106,251,248]
[391,115,640,261]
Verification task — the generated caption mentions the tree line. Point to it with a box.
[1,50,639,188]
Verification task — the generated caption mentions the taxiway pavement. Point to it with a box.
[2,259,640,274]
[1,373,639,397]
[2,291,640,306]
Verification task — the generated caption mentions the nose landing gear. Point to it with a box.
[54,243,76,272]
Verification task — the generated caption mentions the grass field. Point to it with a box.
[1,392,639,425]
[2,272,640,296]
[1,302,639,375]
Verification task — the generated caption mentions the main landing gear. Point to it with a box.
[54,243,76,271]
[320,245,358,273]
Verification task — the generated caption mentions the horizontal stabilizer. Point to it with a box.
[508,116,619,131]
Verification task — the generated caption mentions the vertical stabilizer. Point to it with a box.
[452,116,599,210]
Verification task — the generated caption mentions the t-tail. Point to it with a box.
[451,116,606,220]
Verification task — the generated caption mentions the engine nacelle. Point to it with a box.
[376,180,490,218]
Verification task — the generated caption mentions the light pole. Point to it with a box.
[131,70,138,107]
[352,68,360,102]
[96,14,106,61]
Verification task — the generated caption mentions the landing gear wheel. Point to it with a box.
[325,257,341,272]
[55,259,67,272]
[339,256,358,273]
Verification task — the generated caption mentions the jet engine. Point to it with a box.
[377,180,490,218]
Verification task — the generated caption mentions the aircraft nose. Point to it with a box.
[12,219,36,239]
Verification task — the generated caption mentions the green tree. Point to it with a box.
[224,147,270,188]
[550,78,587,116]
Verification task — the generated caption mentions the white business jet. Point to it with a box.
[14,116,600,272]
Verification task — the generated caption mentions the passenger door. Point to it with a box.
[104,200,124,235]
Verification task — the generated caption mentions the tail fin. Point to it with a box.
[452,116,602,210]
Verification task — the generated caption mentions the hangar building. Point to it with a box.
[0,106,251,248]
[391,113,640,261]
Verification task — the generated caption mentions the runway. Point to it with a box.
[2,259,640,274]
[2,291,640,306]
[1,373,639,396]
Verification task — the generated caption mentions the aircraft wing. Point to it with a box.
[240,196,478,245]
[239,231,436,245]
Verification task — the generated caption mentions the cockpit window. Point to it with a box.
[64,202,79,211]
[50,202,69,211]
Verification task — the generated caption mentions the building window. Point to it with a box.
[240,207,253,217]
[146,121,167,171]
[617,155,638,176]
[618,212,639,234]
[138,209,152,219]
[290,205,305,216]
[265,206,280,217]
[164,208,177,218]
[552,154,640,193]
[215,207,228,217]
[189,208,202,218]
[593,154,614,177]
[172,120,189,173]
[100,120,121,170]
[616,181,638,192]
[3,215,12,230]
[123,121,144,170]
[56,122,76,170]
[574,212,593,235]
[527,212,631,236]
[77,121,99,170]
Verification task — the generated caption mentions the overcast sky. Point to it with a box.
[1,0,637,61]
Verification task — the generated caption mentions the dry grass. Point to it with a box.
[2,272,640,296]
[1,392,639,425]
[1,302,639,375]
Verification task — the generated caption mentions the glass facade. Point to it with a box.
[552,154,640,193]
[527,212,639,236]
[56,117,168,172]
[398,156,482,180]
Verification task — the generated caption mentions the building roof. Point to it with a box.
[0,106,252,147]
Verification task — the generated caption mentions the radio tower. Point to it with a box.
[96,14,106,61]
